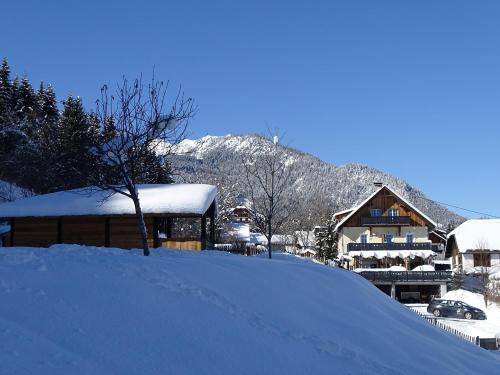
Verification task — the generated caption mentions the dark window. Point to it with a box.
[360,234,368,244]
[406,233,414,243]
[388,208,399,217]
[384,233,393,243]
[370,209,382,217]
[473,253,491,267]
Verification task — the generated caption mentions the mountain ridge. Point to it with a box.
[172,134,464,229]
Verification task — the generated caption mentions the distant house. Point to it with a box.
[0,184,217,251]
[445,219,500,271]
[334,185,450,302]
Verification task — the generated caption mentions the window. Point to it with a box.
[360,234,368,244]
[370,209,382,217]
[473,253,491,267]
[388,208,399,217]
[406,233,414,243]
[383,233,393,243]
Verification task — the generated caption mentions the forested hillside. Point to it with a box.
[173,135,464,230]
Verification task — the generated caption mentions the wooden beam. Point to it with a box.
[105,218,110,247]
[57,217,63,244]
[166,217,172,238]
[153,217,159,248]
[201,215,207,250]
[209,201,216,244]
[10,218,14,247]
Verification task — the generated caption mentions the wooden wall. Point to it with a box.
[12,218,58,247]
[343,188,429,227]
[62,217,106,246]
[10,215,205,250]
[159,239,202,251]
[109,217,154,249]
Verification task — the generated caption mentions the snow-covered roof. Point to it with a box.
[0,184,217,218]
[447,219,500,252]
[333,208,353,217]
[334,185,437,231]
[294,231,315,247]
[271,234,294,245]
[348,250,436,260]
[221,222,250,243]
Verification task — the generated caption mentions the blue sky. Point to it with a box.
[2,0,499,218]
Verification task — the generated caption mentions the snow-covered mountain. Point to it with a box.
[172,134,463,228]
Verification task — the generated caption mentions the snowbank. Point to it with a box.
[0,246,499,375]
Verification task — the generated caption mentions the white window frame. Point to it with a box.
[388,208,399,217]
[360,234,368,244]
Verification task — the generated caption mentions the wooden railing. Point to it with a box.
[362,216,411,225]
[348,242,432,251]
[358,270,452,282]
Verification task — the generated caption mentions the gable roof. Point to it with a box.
[0,184,217,218]
[447,219,500,252]
[334,185,437,231]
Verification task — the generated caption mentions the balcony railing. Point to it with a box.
[358,271,452,283]
[347,242,432,251]
[361,216,411,225]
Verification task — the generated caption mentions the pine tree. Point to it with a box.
[14,77,39,139]
[53,96,95,190]
[0,58,12,127]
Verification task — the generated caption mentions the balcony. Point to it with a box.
[357,270,452,283]
[347,242,432,251]
[361,216,410,226]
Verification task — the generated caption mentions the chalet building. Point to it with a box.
[334,185,450,302]
[0,184,217,251]
[446,219,500,272]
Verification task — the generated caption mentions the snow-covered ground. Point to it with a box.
[410,289,500,338]
[1,246,499,375]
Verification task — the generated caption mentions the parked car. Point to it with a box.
[427,299,486,320]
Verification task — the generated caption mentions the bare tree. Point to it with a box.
[243,132,295,259]
[90,75,195,256]
[474,239,492,306]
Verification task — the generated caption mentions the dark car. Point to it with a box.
[427,299,486,320]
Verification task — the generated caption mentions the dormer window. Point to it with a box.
[370,209,382,217]
[388,208,399,217]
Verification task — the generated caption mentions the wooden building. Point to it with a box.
[334,185,450,302]
[445,219,500,271]
[0,184,217,251]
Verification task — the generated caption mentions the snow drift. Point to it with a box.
[0,246,499,375]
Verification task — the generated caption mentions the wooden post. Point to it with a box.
[166,217,172,238]
[153,217,159,248]
[105,218,110,247]
[57,217,63,244]
[209,202,216,244]
[10,218,14,247]
[201,215,207,250]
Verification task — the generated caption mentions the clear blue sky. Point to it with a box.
[2,0,499,218]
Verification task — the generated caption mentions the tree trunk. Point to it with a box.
[132,194,150,256]
[267,220,272,259]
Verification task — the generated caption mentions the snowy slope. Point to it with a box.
[1,246,499,375]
